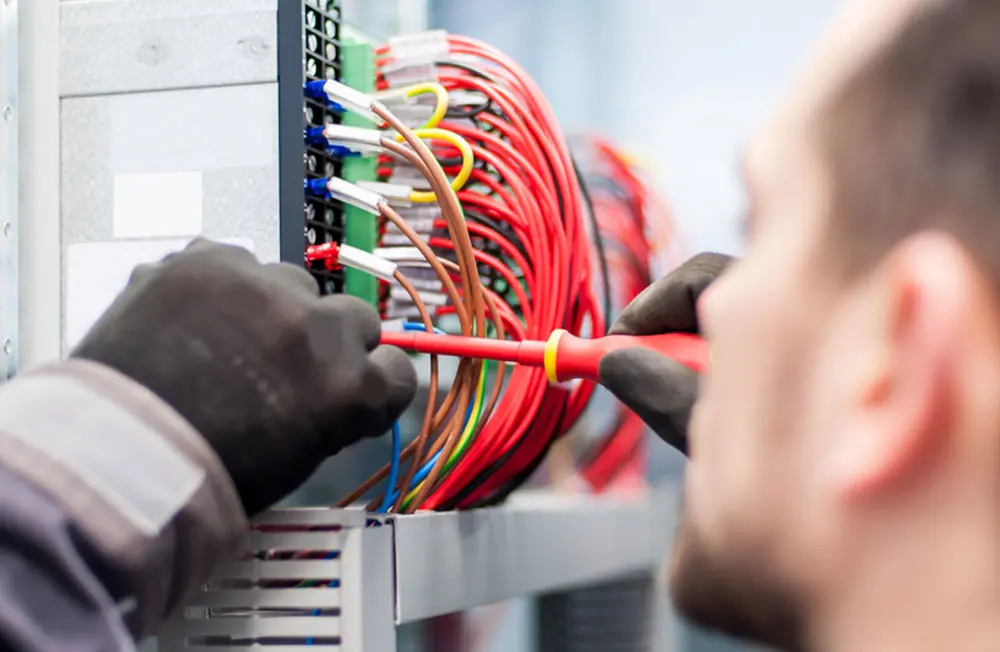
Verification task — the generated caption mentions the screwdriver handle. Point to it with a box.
[545,330,707,382]
[380,329,708,383]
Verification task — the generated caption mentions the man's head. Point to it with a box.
[674,0,1000,648]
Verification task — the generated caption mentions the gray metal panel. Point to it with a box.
[158,509,397,652]
[185,589,342,609]
[1,0,17,380]
[59,86,281,350]
[60,86,279,242]
[340,524,397,652]
[18,0,60,371]
[160,489,680,651]
[60,0,279,97]
[58,0,285,354]
[392,487,680,624]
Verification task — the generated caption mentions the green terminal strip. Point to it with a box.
[339,37,379,307]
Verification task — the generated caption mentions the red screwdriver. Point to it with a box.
[379,329,707,383]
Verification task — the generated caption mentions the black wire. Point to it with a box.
[573,155,613,334]
[435,155,465,168]
[439,392,572,510]
[465,209,530,263]
[434,59,498,82]
[445,99,493,120]
[469,397,572,508]
[585,175,633,205]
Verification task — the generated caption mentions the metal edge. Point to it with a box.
[391,486,681,623]
[338,522,397,651]
[2,0,17,379]
[277,0,306,266]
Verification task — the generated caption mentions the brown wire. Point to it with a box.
[341,266,510,511]
[373,113,485,334]
[340,105,496,511]
[374,120,490,508]
[396,261,509,511]
[378,205,479,511]
[337,207,481,509]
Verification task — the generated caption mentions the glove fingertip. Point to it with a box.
[323,294,384,351]
[368,345,418,415]
[599,348,699,455]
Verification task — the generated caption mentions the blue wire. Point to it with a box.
[377,324,467,508]
[382,399,476,505]
[402,321,447,335]
[377,422,402,513]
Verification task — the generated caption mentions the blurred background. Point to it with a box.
[332,1,839,651]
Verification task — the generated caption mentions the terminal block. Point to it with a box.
[279,0,347,295]
[278,0,378,304]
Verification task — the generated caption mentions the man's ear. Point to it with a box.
[830,232,965,501]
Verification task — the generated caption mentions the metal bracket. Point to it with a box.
[158,488,680,651]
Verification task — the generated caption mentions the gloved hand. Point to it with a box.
[72,239,416,516]
[599,252,733,455]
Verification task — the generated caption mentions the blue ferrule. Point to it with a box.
[304,80,345,112]
[328,145,359,158]
[304,80,328,102]
[304,178,330,198]
[304,126,327,147]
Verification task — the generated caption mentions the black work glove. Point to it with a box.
[599,252,733,455]
[72,239,416,516]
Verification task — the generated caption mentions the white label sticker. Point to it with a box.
[66,237,255,350]
[113,171,203,239]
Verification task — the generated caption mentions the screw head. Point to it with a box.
[2,106,11,122]
[4,340,12,355]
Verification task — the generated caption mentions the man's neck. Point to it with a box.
[812,513,1000,652]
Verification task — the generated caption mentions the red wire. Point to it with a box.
[374,35,630,509]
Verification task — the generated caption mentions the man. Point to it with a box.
[603,0,1000,649]
[1,0,997,650]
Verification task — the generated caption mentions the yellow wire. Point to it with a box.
[403,82,449,129]
[403,362,487,505]
[395,127,474,202]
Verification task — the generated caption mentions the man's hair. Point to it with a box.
[821,0,1000,280]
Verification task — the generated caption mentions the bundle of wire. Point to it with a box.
[309,32,675,513]
[319,33,604,514]
[571,135,677,491]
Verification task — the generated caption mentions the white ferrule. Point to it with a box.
[404,276,444,293]
[383,62,438,89]
[384,214,435,234]
[380,318,406,332]
[388,29,449,63]
[390,285,449,306]
[321,80,382,124]
[389,165,432,191]
[325,177,382,215]
[322,124,385,153]
[385,300,425,320]
[380,233,429,247]
[373,246,429,266]
[338,244,397,282]
[356,181,412,206]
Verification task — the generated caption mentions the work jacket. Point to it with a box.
[0,359,247,651]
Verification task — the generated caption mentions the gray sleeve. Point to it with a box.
[0,359,249,647]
